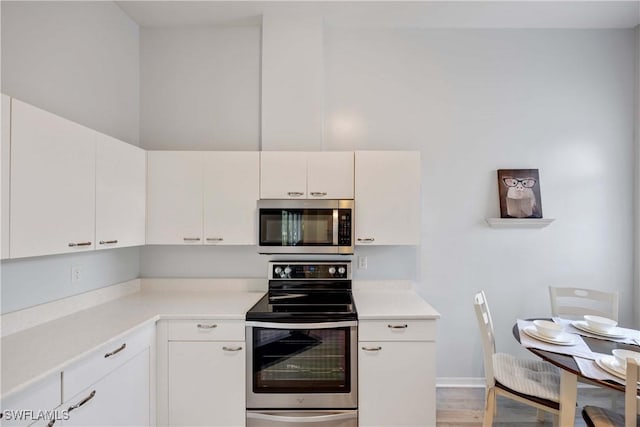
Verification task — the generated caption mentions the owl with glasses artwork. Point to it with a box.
[497,169,543,218]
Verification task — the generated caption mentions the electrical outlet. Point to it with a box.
[71,266,82,283]
[358,256,367,270]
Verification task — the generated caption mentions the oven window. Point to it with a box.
[252,327,350,393]
[259,209,334,246]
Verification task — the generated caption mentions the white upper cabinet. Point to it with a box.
[354,151,421,245]
[203,152,259,245]
[1,94,10,259]
[147,151,203,245]
[260,151,354,199]
[10,99,96,258]
[96,135,146,249]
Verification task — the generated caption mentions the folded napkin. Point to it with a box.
[517,319,597,360]
[553,317,640,345]
[574,356,625,385]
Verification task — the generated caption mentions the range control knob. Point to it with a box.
[274,267,282,274]
[284,267,292,275]
[328,267,336,275]
[338,267,346,274]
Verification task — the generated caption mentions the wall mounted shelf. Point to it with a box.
[485,218,555,228]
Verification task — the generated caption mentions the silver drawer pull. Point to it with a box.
[357,238,375,242]
[47,420,56,427]
[388,324,408,329]
[362,346,382,352]
[99,240,118,245]
[287,191,304,197]
[222,346,243,352]
[68,390,96,413]
[310,192,327,197]
[104,343,126,358]
[68,241,92,247]
[197,323,217,329]
[183,237,201,242]
[206,237,224,242]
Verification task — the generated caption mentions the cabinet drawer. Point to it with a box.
[0,373,61,427]
[63,326,154,402]
[167,320,244,341]
[358,320,435,342]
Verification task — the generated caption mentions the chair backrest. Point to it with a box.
[473,291,496,389]
[624,357,639,427]
[548,286,619,321]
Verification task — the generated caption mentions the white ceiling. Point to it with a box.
[117,1,640,29]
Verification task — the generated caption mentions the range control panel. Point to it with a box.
[269,262,351,280]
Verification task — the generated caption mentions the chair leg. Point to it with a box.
[536,408,545,422]
[483,388,496,427]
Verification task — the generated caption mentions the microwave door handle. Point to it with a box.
[332,209,339,245]
[247,412,357,423]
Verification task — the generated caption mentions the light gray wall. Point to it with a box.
[1,1,141,314]
[324,28,636,380]
[140,26,260,150]
[139,26,636,381]
[636,25,640,328]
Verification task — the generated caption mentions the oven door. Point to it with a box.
[246,321,357,409]
[247,410,357,427]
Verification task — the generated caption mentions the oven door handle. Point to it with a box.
[247,412,357,423]
[246,321,357,329]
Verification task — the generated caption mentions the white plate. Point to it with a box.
[523,326,578,346]
[572,321,627,339]
[595,356,627,380]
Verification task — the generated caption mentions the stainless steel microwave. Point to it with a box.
[257,200,354,254]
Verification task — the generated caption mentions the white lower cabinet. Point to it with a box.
[358,320,436,427]
[158,319,245,427]
[61,349,150,426]
[0,373,61,427]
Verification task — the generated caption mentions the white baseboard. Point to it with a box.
[1,279,141,337]
[437,377,486,388]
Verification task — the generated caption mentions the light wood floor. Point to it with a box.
[436,387,616,426]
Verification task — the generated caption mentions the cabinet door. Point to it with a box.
[95,135,146,249]
[203,152,259,245]
[147,151,203,244]
[1,94,10,259]
[168,341,245,427]
[260,152,307,199]
[62,349,150,427]
[307,152,354,199]
[10,99,95,258]
[359,341,435,427]
[354,151,421,245]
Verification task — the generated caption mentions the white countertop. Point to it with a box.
[2,280,439,400]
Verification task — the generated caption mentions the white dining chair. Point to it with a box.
[581,357,640,427]
[473,291,561,426]
[549,286,619,321]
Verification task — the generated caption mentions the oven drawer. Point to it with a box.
[247,410,357,427]
[167,319,244,341]
[358,320,436,341]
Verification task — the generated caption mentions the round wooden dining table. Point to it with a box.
[512,321,640,425]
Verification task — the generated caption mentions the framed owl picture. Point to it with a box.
[497,169,543,218]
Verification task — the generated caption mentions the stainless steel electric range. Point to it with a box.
[245,261,358,427]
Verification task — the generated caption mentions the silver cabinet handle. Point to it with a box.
[388,324,408,329]
[68,390,96,413]
[222,346,243,352]
[47,420,56,427]
[362,346,382,351]
[104,343,126,358]
[183,237,201,242]
[68,241,92,247]
[287,192,304,197]
[197,323,217,329]
[357,238,375,243]
[99,240,118,245]
[310,192,327,197]
[206,237,224,242]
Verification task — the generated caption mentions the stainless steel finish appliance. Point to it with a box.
[246,261,357,427]
[257,199,354,254]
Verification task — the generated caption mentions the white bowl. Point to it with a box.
[612,349,640,370]
[584,315,617,333]
[533,320,563,339]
